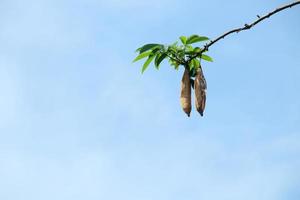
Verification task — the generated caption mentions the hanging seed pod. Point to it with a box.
[195,67,207,116]
[180,68,192,117]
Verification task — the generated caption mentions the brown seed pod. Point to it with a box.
[195,67,207,116]
[180,68,192,117]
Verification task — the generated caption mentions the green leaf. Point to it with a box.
[139,44,162,53]
[191,59,200,70]
[179,36,187,45]
[133,51,152,62]
[169,59,180,70]
[166,47,179,58]
[135,47,142,53]
[171,41,178,46]
[154,53,167,69]
[186,45,193,51]
[188,62,194,71]
[186,35,209,44]
[167,42,179,52]
[141,55,155,73]
[154,53,161,69]
[193,47,201,53]
[174,63,180,70]
[151,48,161,54]
[201,54,213,62]
[189,67,197,77]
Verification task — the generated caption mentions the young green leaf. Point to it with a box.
[169,59,180,70]
[141,55,156,73]
[167,46,177,54]
[139,44,162,53]
[201,54,214,62]
[154,53,161,69]
[133,51,152,62]
[193,47,201,53]
[191,59,200,70]
[186,35,209,44]
[150,47,161,57]
[179,36,187,45]
[154,53,167,69]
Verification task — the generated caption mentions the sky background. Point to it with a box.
[0,0,300,199]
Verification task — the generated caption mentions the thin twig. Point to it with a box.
[164,51,185,65]
[188,0,300,62]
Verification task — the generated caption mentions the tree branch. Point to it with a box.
[189,0,300,62]
[164,51,185,65]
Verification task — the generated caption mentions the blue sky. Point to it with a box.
[0,0,300,199]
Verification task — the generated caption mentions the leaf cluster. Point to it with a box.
[133,34,213,74]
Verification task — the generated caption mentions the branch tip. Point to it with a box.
[187,0,300,62]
